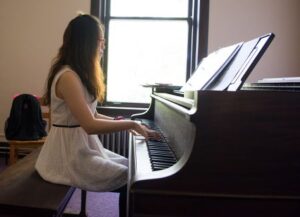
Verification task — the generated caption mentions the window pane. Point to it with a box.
[106,20,188,103]
[110,0,188,18]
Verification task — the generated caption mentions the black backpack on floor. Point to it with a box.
[5,94,47,140]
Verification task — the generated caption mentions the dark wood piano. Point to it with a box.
[126,33,300,217]
[128,89,300,217]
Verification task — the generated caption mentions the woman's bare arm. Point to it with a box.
[94,112,114,120]
[55,70,151,138]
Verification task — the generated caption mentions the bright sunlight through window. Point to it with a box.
[106,0,189,104]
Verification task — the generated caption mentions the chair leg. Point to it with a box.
[79,190,87,217]
[9,144,17,165]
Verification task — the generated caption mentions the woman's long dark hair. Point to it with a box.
[43,14,105,105]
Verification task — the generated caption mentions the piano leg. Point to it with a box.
[112,185,127,217]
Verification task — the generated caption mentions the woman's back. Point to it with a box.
[35,66,128,192]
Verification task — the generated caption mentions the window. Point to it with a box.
[91,0,209,106]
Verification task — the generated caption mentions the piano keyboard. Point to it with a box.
[137,119,177,171]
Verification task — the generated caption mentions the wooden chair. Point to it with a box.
[8,97,50,165]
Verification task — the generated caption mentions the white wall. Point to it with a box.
[1,0,299,140]
[209,0,300,82]
[0,0,90,141]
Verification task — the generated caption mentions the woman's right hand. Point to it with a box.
[131,122,161,141]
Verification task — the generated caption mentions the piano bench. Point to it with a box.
[0,148,87,217]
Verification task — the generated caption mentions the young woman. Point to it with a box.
[35,14,159,217]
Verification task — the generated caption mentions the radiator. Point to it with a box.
[99,131,130,158]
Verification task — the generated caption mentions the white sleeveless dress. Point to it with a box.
[35,66,128,192]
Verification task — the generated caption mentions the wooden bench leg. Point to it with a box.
[79,190,87,217]
[61,189,87,217]
[9,144,17,165]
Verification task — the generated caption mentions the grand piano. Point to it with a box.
[127,33,300,217]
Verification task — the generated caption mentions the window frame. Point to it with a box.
[91,0,209,107]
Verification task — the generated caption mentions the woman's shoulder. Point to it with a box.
[56,66,81,83]
[57,68,82,88]
[58,65,76,76]
[55,67,87,101]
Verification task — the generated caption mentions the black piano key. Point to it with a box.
[148,146,170,151]
[153,166,166,171]
[149,153,175,160]
[153,161,174,166]
[148,150,173,156]
[151,159,176,165]
[148,149,176,157]
[152,161,174,170]
[148,149,171,154]
[148,149,172,154]
[149,153,176,160]
[148,142,169,147]
[150,154,176,159]
[148,141,168,145]
[152,162,174,170]
[148,145,170,151]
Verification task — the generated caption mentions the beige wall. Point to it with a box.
[0,0,299,140]
[0,0,90,141]
[209,0,300,82]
